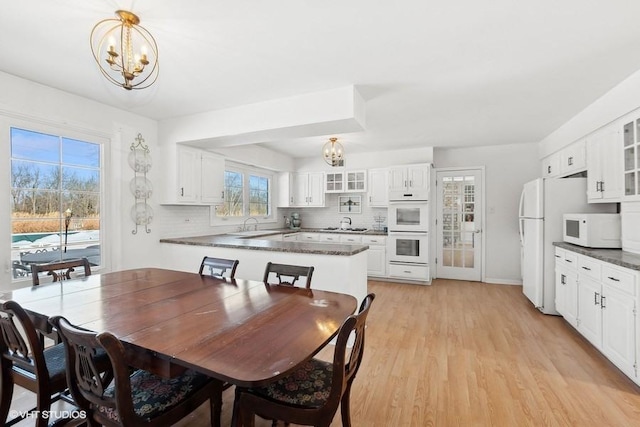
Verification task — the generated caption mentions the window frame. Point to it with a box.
[7,120,108,283]
[210,161,276,227]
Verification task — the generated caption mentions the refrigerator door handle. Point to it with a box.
[519,218,524,245]
[518,188,525,218]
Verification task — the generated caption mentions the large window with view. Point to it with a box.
[215,164,272,222]
[10,127,101,281]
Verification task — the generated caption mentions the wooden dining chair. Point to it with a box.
[30,257,92,286]
[199,256,240,279]
[50,315,223,427]
[262,262,314,288]
[233,293,376,427]
[0,300,71,427]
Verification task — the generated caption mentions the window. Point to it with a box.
[214,163,273,222]
[11,127,102,280]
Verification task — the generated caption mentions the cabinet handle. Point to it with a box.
[555,254,561,258]
[568,156,573,166]
[607,276,620,282]
[565,259,573,263]
[601,295,606,309]
[594,292,600,305]
[596,181,601,192]
[221,191,224,199]
[548,165,551,174]
[581,266,591,271]
[290,196,293,203]
[404,270,411,273]
[404,180,407,187]
[410,180,413,187]
[561,274,566,285]
[600,181,605,192]
[181,187,184,197]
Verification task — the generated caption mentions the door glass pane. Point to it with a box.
[625,147,635,171]
[624,122,634,147]
[625,172,636,196]
[441,175,475,269]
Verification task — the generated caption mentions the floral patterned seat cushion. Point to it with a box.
[96,368,210,422]
[249,358,333,408]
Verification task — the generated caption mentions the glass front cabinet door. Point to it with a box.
[623,119,640,198]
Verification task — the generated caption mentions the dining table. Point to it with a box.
[0,268,357,387]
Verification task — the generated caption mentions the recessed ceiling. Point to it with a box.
[4,0,640,157]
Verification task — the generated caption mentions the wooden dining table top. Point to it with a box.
[0,268,357,387]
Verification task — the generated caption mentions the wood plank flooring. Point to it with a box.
[9,279,640,426]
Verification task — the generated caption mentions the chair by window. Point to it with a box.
[262,262,314,288]
[0,300,71,427]
[50,315,223,427]
[30,258,92,286]
[233,293,375,427]
[199,256,239,279]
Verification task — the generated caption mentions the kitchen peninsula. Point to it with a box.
[160,229,373,304]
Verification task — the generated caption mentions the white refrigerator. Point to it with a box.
[518,177,615,314]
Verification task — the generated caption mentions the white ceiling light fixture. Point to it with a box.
[90,10,159,91]
[323,137,344,167]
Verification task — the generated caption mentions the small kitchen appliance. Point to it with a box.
[290,212,301,229]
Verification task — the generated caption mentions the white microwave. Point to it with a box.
[563,213,621,248]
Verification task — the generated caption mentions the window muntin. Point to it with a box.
[11,127,102,280]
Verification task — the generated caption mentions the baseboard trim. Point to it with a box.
[483,278,522,286]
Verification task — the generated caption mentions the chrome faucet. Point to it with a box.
[243,217,259,231]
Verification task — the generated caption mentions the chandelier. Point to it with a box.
[90,10,159,90]
[323,137,344,167]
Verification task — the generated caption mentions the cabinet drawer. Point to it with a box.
[339,235,362,244]
[563,251,578,268]
[299,233,319,242]
[319,234,341,243]
[602,265,636,296]
[388,263,429,281]
[577,255,601,281]
[362,236,386,246]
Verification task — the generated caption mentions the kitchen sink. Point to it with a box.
[228,230,271,237]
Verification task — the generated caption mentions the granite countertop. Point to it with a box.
[553,242,640,271]
[160,228,386,256]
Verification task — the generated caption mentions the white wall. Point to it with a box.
[0,71,159,288]
[434,142,540,284]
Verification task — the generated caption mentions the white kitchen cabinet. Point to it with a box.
[325,171,345,193]
[363,236,386,277]
[318,234,341,243]
[345,170,366,192]
[339,235,362,244]
[587,125,622,203]
[292,172,325,207]
[559,139,587,177]
[554,248,578,327]
[577,275,603,348]
[368,168,389,207]
[621,116,640,200]
[388,164,430,201]
[555,247,639,384]
[542,153,560,178]
[164,146,224,205]
[282,233,298,241]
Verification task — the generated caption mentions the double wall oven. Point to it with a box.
[387,202,429,282]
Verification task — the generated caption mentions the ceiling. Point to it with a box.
[4,0,640,158]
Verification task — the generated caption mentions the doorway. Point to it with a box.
[436,168,484,281]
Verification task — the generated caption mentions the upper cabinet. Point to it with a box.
[586,124,622,203]
[325,171,345,193]
[560,139,587,177]
[163,146,224,205]
[368,168,389,207]
[389,164,430,201]
[345,170,367,192]
[622,116,640,200]
[541,140,587,179]
[292,172,325,207]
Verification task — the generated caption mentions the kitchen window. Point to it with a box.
[214,162,273,223]
[10,127,102,281]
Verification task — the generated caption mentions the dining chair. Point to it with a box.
[199,256,240,279]
[50,315,223,427]
[262,262,314,288]
[0,300,71,427]
[233,293,376,427]
[30,257,92,286]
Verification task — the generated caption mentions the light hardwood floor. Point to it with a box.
[10,279,640,426]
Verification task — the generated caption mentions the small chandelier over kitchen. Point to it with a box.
[90,10,159,91]
[323,137,344,167]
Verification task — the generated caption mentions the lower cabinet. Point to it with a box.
[554,248,639,383]
[362,236,386,277]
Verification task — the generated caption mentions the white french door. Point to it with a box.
[436,169,483,281]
